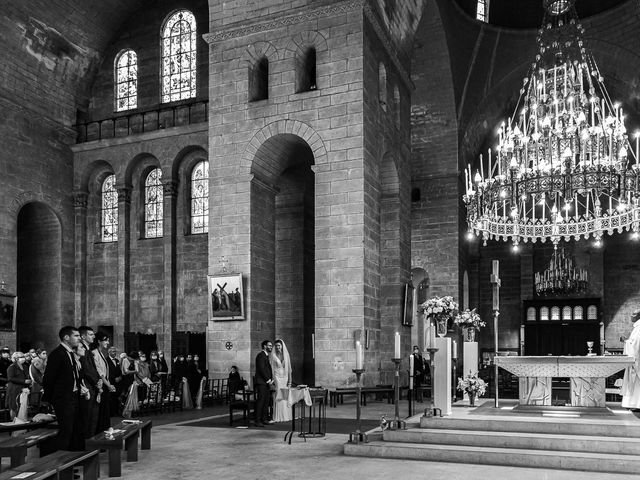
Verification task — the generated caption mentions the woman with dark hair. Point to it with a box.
[92,333,115,432]
[187,354,203,405]
[6,352,31,419]
[149,351,161,382]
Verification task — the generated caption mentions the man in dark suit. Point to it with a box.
[78,326,101,438]
[413,346,426,402]
[42,326,84,451]
[254,340,274,427]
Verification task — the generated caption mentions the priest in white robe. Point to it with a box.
[622,311,640,409]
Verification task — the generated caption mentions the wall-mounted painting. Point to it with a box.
[0,293,17,331]
[208,274,244,321]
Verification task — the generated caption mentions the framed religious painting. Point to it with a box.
[0,292,17,331]
[402,283,415,326]
[208,273,244,321]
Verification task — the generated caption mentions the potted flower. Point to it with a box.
[421,296,459,337]
[457,373,486,407]
[454,308,486,342]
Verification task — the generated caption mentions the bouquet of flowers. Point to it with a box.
[420,295,459,320]
[454,308,486,331]
[457,373,487,397]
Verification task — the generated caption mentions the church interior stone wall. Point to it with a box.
[4,0,640,389]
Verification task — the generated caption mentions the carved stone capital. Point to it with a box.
[163,181,179,198]
[117,187,131,204]
[73,191,89,209]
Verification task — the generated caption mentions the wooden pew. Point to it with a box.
[0,428,58,468]
[85,419,152,477]
[0,450,100,480]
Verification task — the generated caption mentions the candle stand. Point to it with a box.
[348,368,368,443]
[422,347,439,418]
[389,358,406,430]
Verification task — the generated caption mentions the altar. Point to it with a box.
[494,356,633,408]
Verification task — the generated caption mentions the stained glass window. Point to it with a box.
[476,0,489,22]
[144,168,163,238]
[191,161,209,234]
[161,10,197,103]
[101,175,118,242]
[115,50,138,111]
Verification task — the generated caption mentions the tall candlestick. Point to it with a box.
[394,332,401,358]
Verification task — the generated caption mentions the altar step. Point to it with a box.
[419,415,640,438]
[344,440,640,474]
[343,414,640,474]
[384,428,640,455]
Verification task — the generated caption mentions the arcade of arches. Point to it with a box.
[3,0,640,389]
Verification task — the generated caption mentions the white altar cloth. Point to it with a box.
[495,356,633,407]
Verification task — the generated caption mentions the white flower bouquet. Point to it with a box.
[457,373,487,397]
[454,308,486,331]
[420,296,459,320]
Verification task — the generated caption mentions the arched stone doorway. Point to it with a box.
[250,133,315,385]
[16,202,62,352]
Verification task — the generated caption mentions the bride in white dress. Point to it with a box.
[269,339,292,422]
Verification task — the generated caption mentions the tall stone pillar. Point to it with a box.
[116,185,131,351]
[73,190,88,326]
[162,181,178,358]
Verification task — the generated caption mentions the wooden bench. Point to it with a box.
[85,419,152,477]
[0,428,58,468]
[0,449,100,480]
[329,387,395,407]
[0,420,56,436]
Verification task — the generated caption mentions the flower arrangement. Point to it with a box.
[420,296,459,319]
[454,308,486,331]
[457,373,487,398]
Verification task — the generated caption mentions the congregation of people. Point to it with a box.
[0,325,207,452]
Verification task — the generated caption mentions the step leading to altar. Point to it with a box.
[343,401,640,475]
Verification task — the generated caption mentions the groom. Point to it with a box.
[254,340,274,427]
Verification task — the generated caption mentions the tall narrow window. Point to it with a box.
[476,0,489,22]
[101,175,118,242]
[161,10,197,103]
[378,63,387,111]
[144,168,163,238]
[191,161,209,234]
[249,57,269,102]
[296,47,316,93]
[115,49,138,111]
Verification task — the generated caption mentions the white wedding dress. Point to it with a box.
[271,343,292,422]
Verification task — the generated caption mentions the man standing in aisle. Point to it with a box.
[78,326,102,437]
[254,340,274,427]
[42,326,84,451]
[412,346,426,402]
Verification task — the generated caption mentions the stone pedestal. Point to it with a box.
[463,342,478,401]
[434,337,452,416]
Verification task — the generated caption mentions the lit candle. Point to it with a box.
[355,341,363,369]
[394,332,401,359]
[429,320,436,347]
[409,354,414,390]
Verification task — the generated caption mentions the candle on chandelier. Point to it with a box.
[394,332,400,359]
[488,148,492,177]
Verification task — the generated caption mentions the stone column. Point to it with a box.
[116,185,131,351]
[162,180,178,358]
[73,190,88,326]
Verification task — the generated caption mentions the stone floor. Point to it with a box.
[96,398,640,479]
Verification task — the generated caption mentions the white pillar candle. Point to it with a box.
[453,340,458,359]
[394,332,401,358]
[355,341,363,369]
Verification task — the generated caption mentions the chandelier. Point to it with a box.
[534,246,588,296]
[463,0,640,250]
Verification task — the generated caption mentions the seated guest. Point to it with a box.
[228,365,247,397]
[0,348,12,386]
[136,351,152,399]
[6,352,31,419]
